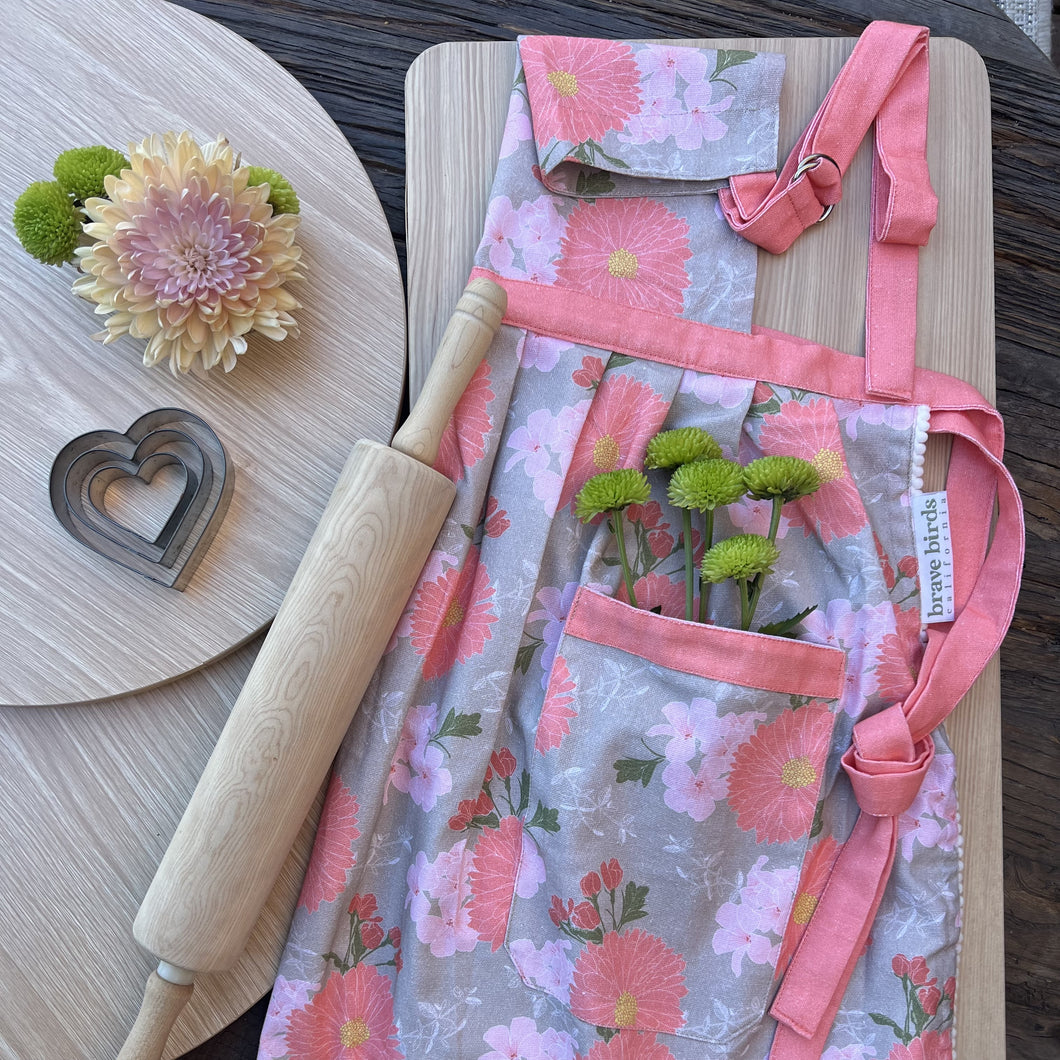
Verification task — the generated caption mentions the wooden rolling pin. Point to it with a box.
[118,277,507,1060]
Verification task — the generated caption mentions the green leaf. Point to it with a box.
[748,395,783,418]
[435,708,482,741]
[571,926,605,945]
[516,769,531,816]
[468,812,501,831]
[461,524,476,539]
[712,49,757,79]
[597,1027,619,1044]
[576,169,616,196]
[618,881,650,928]
[527,801,560,833]
[757,604,818,638]
[868,1012,910,1043]
[606,353,636,369]
[613,755,664,787]
[809,800,824,839]
[514,640,539,675]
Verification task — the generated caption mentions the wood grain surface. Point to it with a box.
[4,2,1056,1059]
[1,0,405,705]
[406,34,1003,1057]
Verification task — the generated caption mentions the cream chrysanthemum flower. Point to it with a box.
[73,131,303,373]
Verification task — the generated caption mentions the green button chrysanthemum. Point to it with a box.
[53,146,129,202]
[743,456,821,503]
[701,533,781,583]
[668,458,745,511]
[246,165,301,215]
[12,181,82,265]
[574,468,650,522]
[644,427,722,469]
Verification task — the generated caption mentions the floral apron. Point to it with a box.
[258,22,1022,1060]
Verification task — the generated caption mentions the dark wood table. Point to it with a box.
[170,2,1059,1057]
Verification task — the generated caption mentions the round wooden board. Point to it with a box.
[1,0,405,705]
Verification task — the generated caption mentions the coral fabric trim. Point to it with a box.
[562,586,847,700]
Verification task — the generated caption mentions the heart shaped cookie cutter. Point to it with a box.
[49,409,233,590]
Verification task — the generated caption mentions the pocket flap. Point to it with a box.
[519,37,786,197]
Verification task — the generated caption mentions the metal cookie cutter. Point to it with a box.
[49,409,233,591]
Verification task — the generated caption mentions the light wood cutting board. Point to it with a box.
[405,36,1003,1058]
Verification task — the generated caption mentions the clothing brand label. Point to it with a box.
[912,491,955,623]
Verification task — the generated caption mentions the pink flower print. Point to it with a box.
[406,740,453,812]
[726,706,834,844]
[555,198,692,316]
[520,334,569,372]
[509,937,576,1005]
[572,354,605,389]
[516,195,565,253]
[507,407,563,478]
[537,654,578,753]
[712,895,777,976]
[485,496,511,538]
[468,816,543,951]
[480,1016,547,1060]
[661,756,729,821]
[802,598,894,717]
[728,494,791,540]
[621,88,685,146]
[409,544,498,681]
[758,399,870,543]
[517,240,561,286]
[679,369,755,410]
[434,360,494,481]
[405,851,431,921]
[284,965,402,1060]
[672,80,733,149]
[482,194,520,272]
[297,774,361,913]
[638,43,709,98]
[529,581,582,672]
[557,372,670,510]
[584,1030,678,1059]
[570,928,688,1033]
[897,752,958,860]
[258,976,316,1058]
[521,37,642,147]
[418,899,477,958]
[506,401,592,515]
[647,699,719,764]
[886,1030,952,1060]
[501,92,534,159]
[616,572,686,620]
[740,856,800,937]
[835,398,919,441]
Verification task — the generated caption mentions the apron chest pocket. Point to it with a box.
[505,586,846,1048]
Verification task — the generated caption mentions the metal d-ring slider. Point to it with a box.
[792,152,840,222]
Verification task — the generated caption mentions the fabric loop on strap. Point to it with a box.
[841,703,936,817]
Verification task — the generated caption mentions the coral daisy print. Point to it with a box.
[284,963,403,1059]
[557,371,670,510]
[726,706,835,844]
[555,198,692,315]
[757,399,870,543]
[408,545,498,680]
[433,360,495,481]
[521,37,642,150]
[297,774,361,914]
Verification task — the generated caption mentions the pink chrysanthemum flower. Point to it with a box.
[73,131,303,373]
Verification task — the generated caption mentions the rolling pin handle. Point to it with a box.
[116,968,195,1060]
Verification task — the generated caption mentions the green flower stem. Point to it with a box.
[681,508,694,621]
[698,508,715,624]
[613,509,638,608]
[767,497,784,544]
[738,577,752,631]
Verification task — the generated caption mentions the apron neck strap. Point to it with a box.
[719,21,936,402]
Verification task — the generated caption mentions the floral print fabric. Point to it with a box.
[259,37,959,1060]
[521,37,784,197]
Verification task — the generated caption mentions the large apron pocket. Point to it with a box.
[506,586,846,1048]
